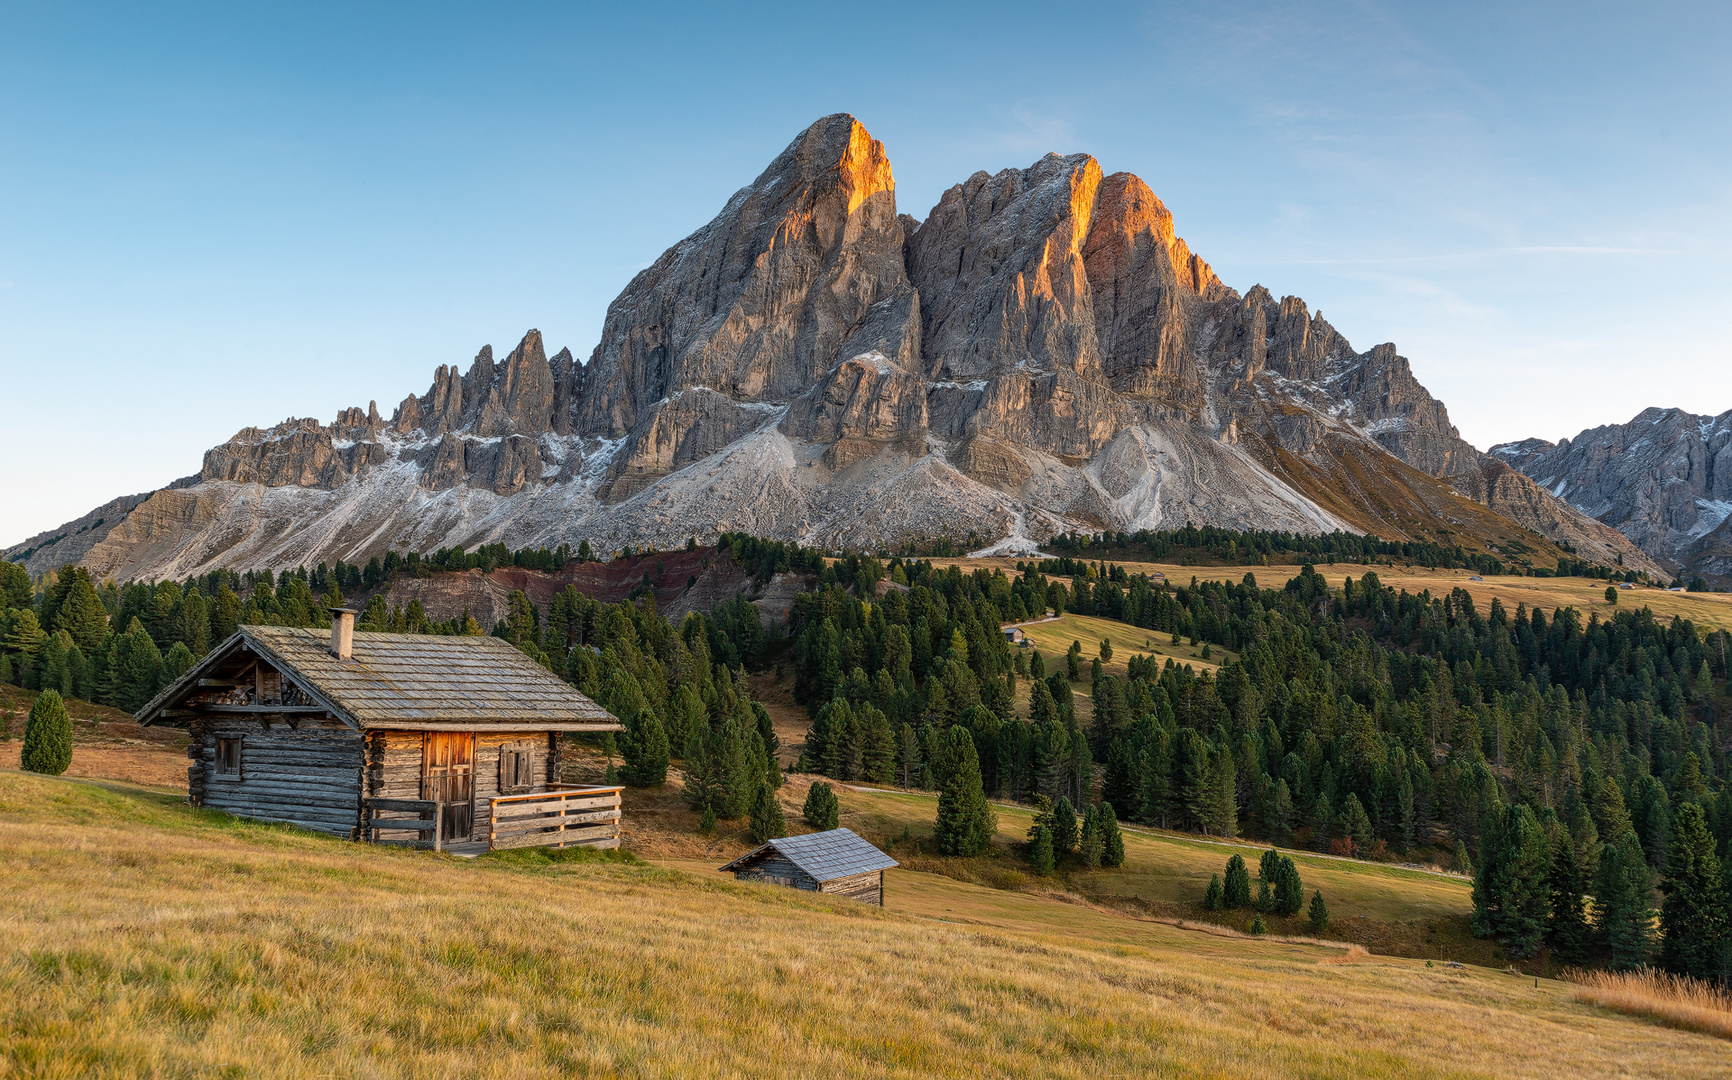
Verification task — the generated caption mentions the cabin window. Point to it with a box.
[216,737,242,780]
[499,743,537,794]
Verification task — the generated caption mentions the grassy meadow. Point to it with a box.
[5,769,1731,1079]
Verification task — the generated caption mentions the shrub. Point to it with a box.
[21,689,73,776]
[1249,914,1267,935]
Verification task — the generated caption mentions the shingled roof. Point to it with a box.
[137,625,620,731]
[719,828,899,882]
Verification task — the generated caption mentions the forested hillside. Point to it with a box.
[771,546,1732,974]
[6,527,1731,976]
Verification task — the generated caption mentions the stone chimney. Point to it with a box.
[329,608,357,661]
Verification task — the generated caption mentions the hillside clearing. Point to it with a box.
[3,770,1727,1079]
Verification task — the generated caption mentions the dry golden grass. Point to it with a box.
[7,771,1732,1078]
[1567,968,1732,1041]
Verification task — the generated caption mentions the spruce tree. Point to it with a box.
[1205,873,1224,910]
[1451,840,1473,876]
[933,726,996,856]
[1051,795,1079,856]
[803,781,840,831]
[1099,801,1125,868]
[1079,804,1103,869]
[1255,877,1273,913]
[1659,802,1730,980]
[1250,913,1267,935]
[1028,823,1055,875]
[1275,857,1305,916]
[748,781,787,844]
[51,569,108,653]
[619,708,670,787]
[1224,853,1251,909]
[1308,889,1330,931]
[1595,832,1656,970]
[1471,803,1550,958]
[21,689,72,775]
[1547,832,1592,966]
[1340,793,1375,855]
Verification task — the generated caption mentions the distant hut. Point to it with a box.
[136,609,624,854]
[719,828,899,905]
[1003,627,1027,646]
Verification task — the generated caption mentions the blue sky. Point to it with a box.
[4,1,1729,543]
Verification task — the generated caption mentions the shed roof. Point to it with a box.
[137,625,620,731]
[718,828,898,882]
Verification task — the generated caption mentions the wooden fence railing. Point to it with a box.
[487,785,622,852]
[363,798,444,851]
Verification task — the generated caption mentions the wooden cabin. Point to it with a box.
[718,828,898,905]
[136,609,625,855]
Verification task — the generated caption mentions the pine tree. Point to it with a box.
[857,703,896,783]
[1659,802,1730,980]
[1250,913,1267,935]
[106,618,163,712]
[1596,832,1656,970]
[1099,800,1125,868]
[1271,778,1295,846]
[21,689,72,775]
[1452,840,1473,876]
[1204,873,1224,910]
[619,708,670,787]
[933,726,996,856]
[51,569,108,653]
[1340,793,1375,855]
[1028,823,1055,875]
[1224,853,1251,909]
[1051,795,1079,855]
[1201,744,1237,837]
[161,641,196,686]
[1275,857,1305,916]
[803,781,840,831]
[1471,803,1550,958]
[1079,804,1103,869]
[748,781,787,844]
[1547,831,1591,966]
[1308,889,1330,931]
[1255,877,1273,913]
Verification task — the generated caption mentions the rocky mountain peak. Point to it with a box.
[10,113,1651,581]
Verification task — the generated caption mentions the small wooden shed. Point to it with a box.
[718,828,899,905]
[136,609,625,854]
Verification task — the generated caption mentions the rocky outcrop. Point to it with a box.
[1082,172,1216,410]
[782,353,927,445]
[1492,407,1732,584]
[575,114,909,437]
[16,112,1633,580]
[908,154,1103,383]
[200,419,384,490]
[1446,460,1667,577]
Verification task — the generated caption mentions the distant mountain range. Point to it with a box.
[1493,408,1732,588]
[5,114,1677,582]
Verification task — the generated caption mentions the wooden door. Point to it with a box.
[421,733,474,841]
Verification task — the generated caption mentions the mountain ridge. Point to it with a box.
[1492,406,1732,587]
[6,113,1661,581]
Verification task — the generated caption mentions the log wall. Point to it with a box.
[733,856,820,891]
[365,730,562,839]
[189,716,364,837]
[818,870,884,906]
